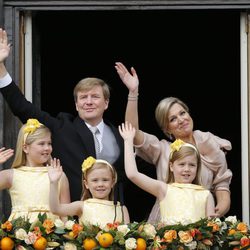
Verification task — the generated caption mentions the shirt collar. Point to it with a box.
[86,120,104,136]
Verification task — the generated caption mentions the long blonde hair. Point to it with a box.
[11,122,51,168]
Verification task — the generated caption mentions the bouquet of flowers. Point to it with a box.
[0,214,249,250]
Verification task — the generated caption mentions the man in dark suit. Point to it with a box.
[0,28,125,204]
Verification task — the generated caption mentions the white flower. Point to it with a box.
[125,237,137,250]
[214,217,222,226]
[184,240,197,249]
[15,228,28,240]
[225,216,238,224]
[220,221,228,232]
[65,220,75,230]
[143,224,157,239]
[54,218,65,229]
[117,224,130,235]
[64,242,77,250]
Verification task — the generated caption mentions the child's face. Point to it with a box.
[169,154,197,184]
[23,135,52,166]
[84,167,114,200]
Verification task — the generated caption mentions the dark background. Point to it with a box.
[34,9,241,222]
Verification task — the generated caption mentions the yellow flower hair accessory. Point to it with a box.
[82,156,96,173]
[24,118,42,134]
[170,139,198,159]
[23,118,43,143]
[170,139,185,153]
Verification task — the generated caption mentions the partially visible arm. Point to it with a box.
[0,169,13,190]
[122,205,130,224]
[48,159,81,217]
[206,192,216,218]
[115,62,144,146]
[214,190,230,217]
[118,121,165,199]
[59,172,71,203]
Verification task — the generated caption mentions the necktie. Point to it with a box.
[89,127,100,155]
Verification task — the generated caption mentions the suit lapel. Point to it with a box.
[73,116,96,156]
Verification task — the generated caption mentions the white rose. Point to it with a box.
[15,228,28,240]
[125,237,137,250]
[143,224,156,239]
[64,242,77,250]
[54,219,65,229]
[65,220,75,230]
[117,224,130,235]
[185,240,197,249]
[225,216,238,224]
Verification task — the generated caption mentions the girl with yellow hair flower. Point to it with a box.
[119,121,215,225]
[48,156,130,229]
[0,118,70,222]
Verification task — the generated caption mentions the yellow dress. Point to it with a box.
[8,166,60,222]
[79,198,124,229]
[160,183,210,225]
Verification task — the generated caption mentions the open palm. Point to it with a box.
[115,62,139,92]
[0,28,11,63]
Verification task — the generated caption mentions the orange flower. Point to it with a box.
[42,219,54,234]
[237,222,248,233]
[71,223,83,237]
[207,221,220,232]
[163,230,177,243]
[190,228,201,238]
[228,229,237,235]
[33,226,42,237]
[178,230,193,244]
[1,221,13,231]
[106,222,120,230]
[240,236,250,247]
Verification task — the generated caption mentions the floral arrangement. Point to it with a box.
[0,214,250,250]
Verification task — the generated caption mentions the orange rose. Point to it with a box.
[178,230,193,244]
[237,222,248,233]
[163,230,177,243]
[207,221,220,232]
[43,219,55,234]
[228,229,237,235]
[1,221,13,231]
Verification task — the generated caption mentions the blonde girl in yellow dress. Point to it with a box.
[0,118,70,222]
[48,156,130,229]
[119,121,215,225]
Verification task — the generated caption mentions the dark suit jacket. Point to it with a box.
[1,81,125,202]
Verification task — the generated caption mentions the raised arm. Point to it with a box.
[118,121,165,199]
[115,62,144,145]
[48,158,81,217]
[0,28,11,77]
